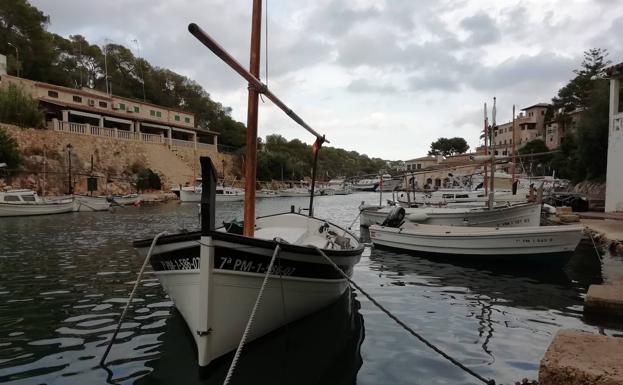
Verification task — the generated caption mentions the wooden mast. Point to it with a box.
[243,0,263,237]
[488,97,496,209]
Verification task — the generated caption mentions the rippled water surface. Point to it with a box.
[0,193,621,385]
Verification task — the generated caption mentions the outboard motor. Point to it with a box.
[381,206,405,228]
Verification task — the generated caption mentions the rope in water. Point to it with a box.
[313,246,496,385]
[588,229,603,260]
[100,230,168,367]
[223,243,282,385]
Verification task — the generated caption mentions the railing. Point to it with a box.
[171,138,194,148]
[142,132,163,144]
[197,142,216,151]
[50,120,225,152]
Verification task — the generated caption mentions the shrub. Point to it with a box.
[0,128,21,171]
[0,84,45,128]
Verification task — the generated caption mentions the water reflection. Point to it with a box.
[136,290,364,385]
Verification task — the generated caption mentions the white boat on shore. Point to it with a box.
[369,218,583,263]
[360,202,542,228]
[376,174,402,192]
[0,190,74,217]
[73,195,111,212]
[256,189,281,198]
[352,177,379,192]
[279,186,312,197]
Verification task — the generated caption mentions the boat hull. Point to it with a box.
[0,200,74,217]
[135,216,362,367]
[73,196,111,212]
[360,202,541,228]
[369,223,584,263]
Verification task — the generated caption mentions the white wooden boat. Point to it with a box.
[180,185,245,202]
[0,190,74,217]
[73,195,111,212]
[352,177,379,192]
[108,193,141,206]
[279,186,312,197]
[134,160,363,368]
[369,220,584,263]
[376,174,402,192]
[360,202,541,228]
[256,189,281,198]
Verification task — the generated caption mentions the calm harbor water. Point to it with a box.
[1,193,621,385]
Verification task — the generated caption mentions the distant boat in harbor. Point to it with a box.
[73,195,111,212]
[369,214,584,264]
[360,202,542,228]
[0,189,74,217]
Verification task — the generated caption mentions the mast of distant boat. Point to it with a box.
[483,103,488,196]
[511,104,516,195]
[488,97,496,209]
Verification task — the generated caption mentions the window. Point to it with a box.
[134,106,139,113]
[22,195,35,202]
[184,117,190,123]
[174,115,180,121]
[156,111,162,118]
[119,103,126,110]
[3,195,20,202]
[99,101,107,108]
[541,110,545,115]
[416,164,422,170]
[150,110,155,117]
[48,90,58,98]
[73,95,82,103]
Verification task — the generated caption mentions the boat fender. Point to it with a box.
[542,203,556,214]
[381,206,405,228]
[406,212,429,222]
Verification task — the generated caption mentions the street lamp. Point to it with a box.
[66,143,74,195]
[8,42,19,77]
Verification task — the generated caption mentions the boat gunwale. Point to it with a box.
[133,211,364,257]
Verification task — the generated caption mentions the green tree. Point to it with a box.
[0,84,44,127]
[0,128,21,170]
[517,139,553,176]
[428,137,469,156]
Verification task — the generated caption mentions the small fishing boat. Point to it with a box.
[180,185,245,202]
[107,193,141,206]
[134,158,363,368]
[255,189,281,198]
[73,195,111,212]
[0,189,74,217]
[376,174,402,192]
[369,211,583,263]
[133,15,365,369]
[279,186,312,197]
[352,177,379,192]
[360,202,541,228]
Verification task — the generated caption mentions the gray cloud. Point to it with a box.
[460,12,501,45]
[346,79,399,94]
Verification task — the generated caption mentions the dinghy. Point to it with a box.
[360,202,541,228]
[369,209,583,263]
[0,189,74,217]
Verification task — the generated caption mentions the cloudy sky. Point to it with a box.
[32,0,623,160]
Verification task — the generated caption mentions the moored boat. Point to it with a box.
[369,218,583,263]
[360,201,541,228]
[134,157,363,368]
[73,195,111,212]
[0,189,74,217]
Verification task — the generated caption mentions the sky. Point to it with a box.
[31,0,623,161]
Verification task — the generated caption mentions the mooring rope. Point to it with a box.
[100,230,168,367]
[313,246,496,385]
[588,230,603,261]
[223,243,282,385]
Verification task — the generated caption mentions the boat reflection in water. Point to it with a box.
[137,290,365,385]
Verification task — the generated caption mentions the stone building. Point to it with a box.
[605,62,623,212]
